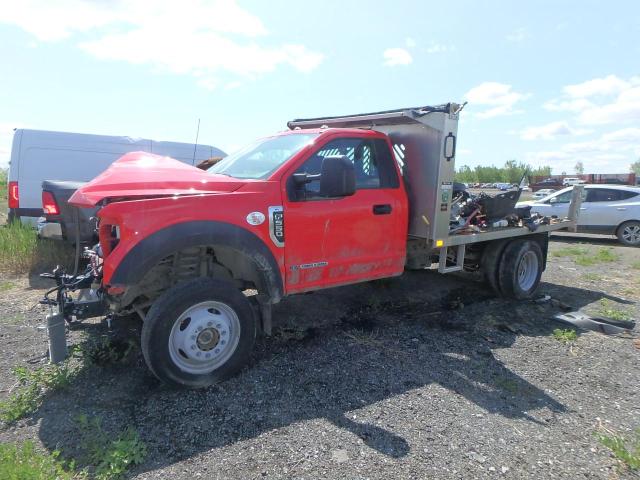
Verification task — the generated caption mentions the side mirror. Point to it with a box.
[320,155,355,197]
[549,197,558,204]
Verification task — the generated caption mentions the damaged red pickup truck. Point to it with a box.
[45,103,581,388]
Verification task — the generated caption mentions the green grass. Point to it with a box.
[0,281,15,291]
[552,328,577,344]
[599,299,632,321]
[632,261,640,270]
[553,245,619,267]
[582,273,603,282]
[0,363,78,424]
[0,221,74,274]
[77,415,147,480]
[0,419,147,480]
[596,428,640,471]
[552,245,589,257]
[495,378,519,394]
[0,441,79,480]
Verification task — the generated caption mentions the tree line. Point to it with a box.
[454,160,552,184]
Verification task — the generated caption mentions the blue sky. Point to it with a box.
[1,0,639,174]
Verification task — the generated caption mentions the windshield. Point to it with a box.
[208,133,318,179]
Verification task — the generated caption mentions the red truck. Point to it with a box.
[44,103,582,388]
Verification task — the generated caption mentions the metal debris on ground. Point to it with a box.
[553,311,636,336]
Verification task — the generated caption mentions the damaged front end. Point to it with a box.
[40,247,106,322]
[40,234,108,363]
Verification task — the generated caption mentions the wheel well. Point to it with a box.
[107,221,284,315]
[114,244,277,316]
[616,219,640,233]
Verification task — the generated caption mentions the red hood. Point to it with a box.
[69,152,245,207]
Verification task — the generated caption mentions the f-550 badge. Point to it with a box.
[268,206,284,247]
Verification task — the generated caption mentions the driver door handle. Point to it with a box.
[373,204,392,215]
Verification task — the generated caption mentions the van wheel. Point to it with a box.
[498,240,543,299]
[616,221,640,247]
[141,278,256,389]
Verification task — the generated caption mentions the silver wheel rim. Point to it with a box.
[517,251,538,291]
[168,301,240,375]
[622,224,640,244]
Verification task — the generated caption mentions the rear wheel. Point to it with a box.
[497,239,543,299]
[616,221,640,247]
[141,278,256,388]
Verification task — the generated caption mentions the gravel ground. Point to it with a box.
[0,235,639,479]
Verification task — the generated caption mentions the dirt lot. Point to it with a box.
[1,235,639,479]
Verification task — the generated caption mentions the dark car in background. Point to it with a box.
[530,178,563,192]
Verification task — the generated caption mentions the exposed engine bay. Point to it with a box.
[449,184,550,235]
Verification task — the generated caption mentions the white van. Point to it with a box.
[6,129,225,223]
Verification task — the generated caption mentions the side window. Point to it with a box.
[549,191,573,203]
[289,137,398,201]
[618,190,639,200]
[586,189,627,202]
[547,189,585,204]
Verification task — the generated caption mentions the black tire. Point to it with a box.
[616,221,640,247]
[141,278,256,388]
[480,240,508,296]
[498,239,543,299]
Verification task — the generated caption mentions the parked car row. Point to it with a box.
[518,184,640,246]
[466,182,521,189]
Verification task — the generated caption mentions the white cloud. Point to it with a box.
[464,82,530,118]
[563,74,633,98]
[543,75,640,126]
[0,0,324,89]
[383,48,413,66]
[426,42,455,54]
[520,121,590,140]
[506,28,528,43]
[543,98,595,112]
[405,37,416,48]
[525,127,640,173]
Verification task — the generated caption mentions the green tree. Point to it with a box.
[454,161,552,184]
[575,161,584,174]
[631,159,640,175]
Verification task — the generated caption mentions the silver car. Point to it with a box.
[518,185,640,246]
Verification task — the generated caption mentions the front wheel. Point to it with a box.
[141,278,257,388]
[616,221,640,247]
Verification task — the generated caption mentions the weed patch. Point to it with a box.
[82,337,136,367]
[0,363,78,424]
[0,222,74,274]
[77,415,147,480]
[552,328,577,344]
[631,261,640,270]
[582,273,603,282]
[552,245,589,257]
[0,441,79,480]
[0,281,15,292]
[495,378,519,394]
[599,299,632,321]
[552,245,619,267]
[596,428,640,471]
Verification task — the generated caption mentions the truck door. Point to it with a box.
[282,135,407,293]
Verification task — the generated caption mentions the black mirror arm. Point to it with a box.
[293,172,321,186]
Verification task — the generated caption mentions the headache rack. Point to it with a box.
[289,103,582,272]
